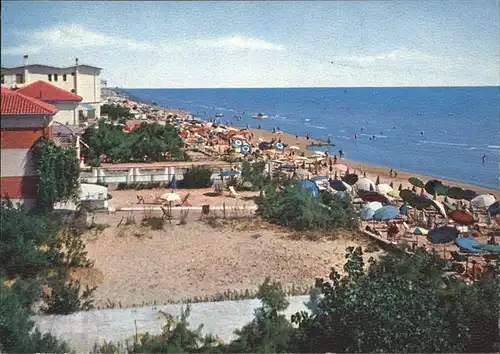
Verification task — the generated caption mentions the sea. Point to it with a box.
[124,87,500,189]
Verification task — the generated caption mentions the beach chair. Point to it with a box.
[229,186,241,199]
[176,193,192,207]
[160,206,173,222]
[136,195,145,204]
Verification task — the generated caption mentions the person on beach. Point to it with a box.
[272,127,276,134]
[333,155,337,164]
[306,134,310,140]
[394,171,398,177]
[258,125,261,129]
[338,149,344,158]
[482,154,486,166]
[327,136,332,144]
[295,133,299,139]
[390,168,393,177]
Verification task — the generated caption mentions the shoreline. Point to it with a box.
[109,89,499,197]
[245,127,500,197]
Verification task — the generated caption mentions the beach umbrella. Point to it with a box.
[300,179,319,198]
[429,199,447,217]
[455,237,486,254]
[160,192,181,203]
[487,201,500,216]
[365,201,383,211]
[461,189,478,201]
[329,179,350,192]
[356,177,376,192]
[373,205,400,221]
[220,170,241,177]
[359,206,376,221]
[425,180,444,195]
[274,142,285,151]
[399,189,415,203]
[241,145,252,154]
[409,177,425,188]
[357,190,390,203]
[473,243,500,253]
[448,210,475,225]
[428,226,459,244]
[341,173,358,186]
[446,186,466,200]
[412,227,428,235]
[408,195,433,210]
[387,189,400,198]
[471,194,496,209]
[377,183,393,194]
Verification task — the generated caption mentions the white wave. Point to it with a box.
[488,145,500,149]
[360,133,387,138]
[305,124,327,130]
[339,129,346,133]
[304,119,310,122]
[418,140,468,147]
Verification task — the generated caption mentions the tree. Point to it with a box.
[0,282,73,353]
[291,247,500,353]
[100,103,134,121]
[240,160,268,191]
[255,183,359,231]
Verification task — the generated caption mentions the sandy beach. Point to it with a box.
[246,128,500,198]
[78,215,380,308]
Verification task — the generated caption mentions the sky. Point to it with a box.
[1,1,499,88]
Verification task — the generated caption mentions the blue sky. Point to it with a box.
[1,1,499,88]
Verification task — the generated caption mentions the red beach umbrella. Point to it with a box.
[448,210,475,225]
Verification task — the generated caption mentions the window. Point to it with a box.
[48,74,52,81]
[1,75,4,84]
[63,74,67,81]
[54,74,58,81]
[16,74,24,84]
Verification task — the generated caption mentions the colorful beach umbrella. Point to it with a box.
[329,179,350,192]
[461,189,478,201]
[428,226,459,244]
[425,180,449,196]
[471,194,496,209]
[399,189,415,203]
[357,190,390,203]
[409,177,425,188]
[487,201,500,216]
[446,187,466,200]
[408,195,433,210]
[376,183,393,194]
[448,210,475,225]
[359,206,376,221]
[373,205,399,221]
[412,227,428,236]
[300,180,320,198]
[387,189,400,198]
[455,237,486,254]
[365,201,383,211]
[341,173,358,186]
[356,177,376,192]
[473,243,500,253]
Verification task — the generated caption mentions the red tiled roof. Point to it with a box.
[1,88,58,115]
[17,80,82,102]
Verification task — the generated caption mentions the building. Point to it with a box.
[16,80,83,126]
[1,87,57,209]
[1,55,102,118]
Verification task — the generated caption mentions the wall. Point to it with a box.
[76,66,101,105]
[53,102,79,126]
[33,295,311,353]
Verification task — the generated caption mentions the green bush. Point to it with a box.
[240,160,268,191]
[255,183,359,231]
[180,165,213,189]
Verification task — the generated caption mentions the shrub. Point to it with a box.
[180,165,213,189]
[255,183,359,232]
[240,160,268,191]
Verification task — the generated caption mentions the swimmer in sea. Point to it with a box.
[482,154,486,166]
[372,135,376,140]
[421,130,424,135]
[361,127,364,131]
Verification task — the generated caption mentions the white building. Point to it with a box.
[1,55,102,118]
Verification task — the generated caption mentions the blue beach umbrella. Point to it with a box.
[428,226,459,244]
[473,243,500,253]
[220,170,241,177]
[455,237,486,254]
[300,180,319,198]
[359,206,376,221]
[373,205,399,221]
[487,201,500,216]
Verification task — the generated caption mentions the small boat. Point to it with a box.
[215,113,224,118]
[252,113,268,119]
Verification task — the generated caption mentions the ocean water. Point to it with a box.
[124,87,500,189]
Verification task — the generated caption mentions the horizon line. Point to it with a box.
[116,85,500,90]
